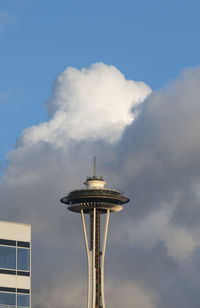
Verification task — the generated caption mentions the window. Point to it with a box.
[17,248,30,271]
[0,292,16,306]
[0,239,16,246]
[0,237,30,308]
[0,246,16,270]
[17,242,30,248]
[17,294,30,307]
[0,243,30,275]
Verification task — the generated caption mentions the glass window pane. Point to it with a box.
[17,248,30,271]
[0,246,16,269]
[0,292,16,305]
[0,239,16,246]
[17,294,30,307]
[17,241,30,248]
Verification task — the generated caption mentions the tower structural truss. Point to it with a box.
[60,160,129,308]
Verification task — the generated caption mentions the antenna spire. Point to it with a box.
[93,156,97,178]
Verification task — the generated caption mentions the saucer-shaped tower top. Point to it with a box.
[60,157,129,213]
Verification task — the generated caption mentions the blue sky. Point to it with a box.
[0,0,200,163]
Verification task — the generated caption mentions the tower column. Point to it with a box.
[101,209,110,308]
[90,208,101,308]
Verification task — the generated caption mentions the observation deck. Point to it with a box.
[60,176,129,213]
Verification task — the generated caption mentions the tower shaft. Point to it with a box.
[81,208,110,308]
[90,210,101,308]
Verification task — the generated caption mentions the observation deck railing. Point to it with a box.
[68,188,124,196]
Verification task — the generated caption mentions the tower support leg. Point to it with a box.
[81,210,92,308]
[101,209,110,308]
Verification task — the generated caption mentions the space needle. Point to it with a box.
[60,158,129,308]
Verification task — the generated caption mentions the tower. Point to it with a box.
[60,158,129,308]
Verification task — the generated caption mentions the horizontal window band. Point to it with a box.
[0,286,16,293]
[0,239,16,246]
[17,241,30,248]
[17,288,30,294]
[0,287,30,294]
[0,239,30,248]
[17,271,30,276]
[0,269,30,276]
[0,269,16,275]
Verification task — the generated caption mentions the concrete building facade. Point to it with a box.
[0,221,31,308]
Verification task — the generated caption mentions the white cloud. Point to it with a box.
[119,201,200,262]
[33,279,158,308]
[32,280,84,308]
[2,64,200,307]
[19,63,151,147]
[165,228,198,261]
[106,281,159,308]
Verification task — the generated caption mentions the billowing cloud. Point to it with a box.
[1,64,200,308]
[33,279,158,308]
[19,63,151,146]
[120,207,200,262]
[106,281,158,308]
